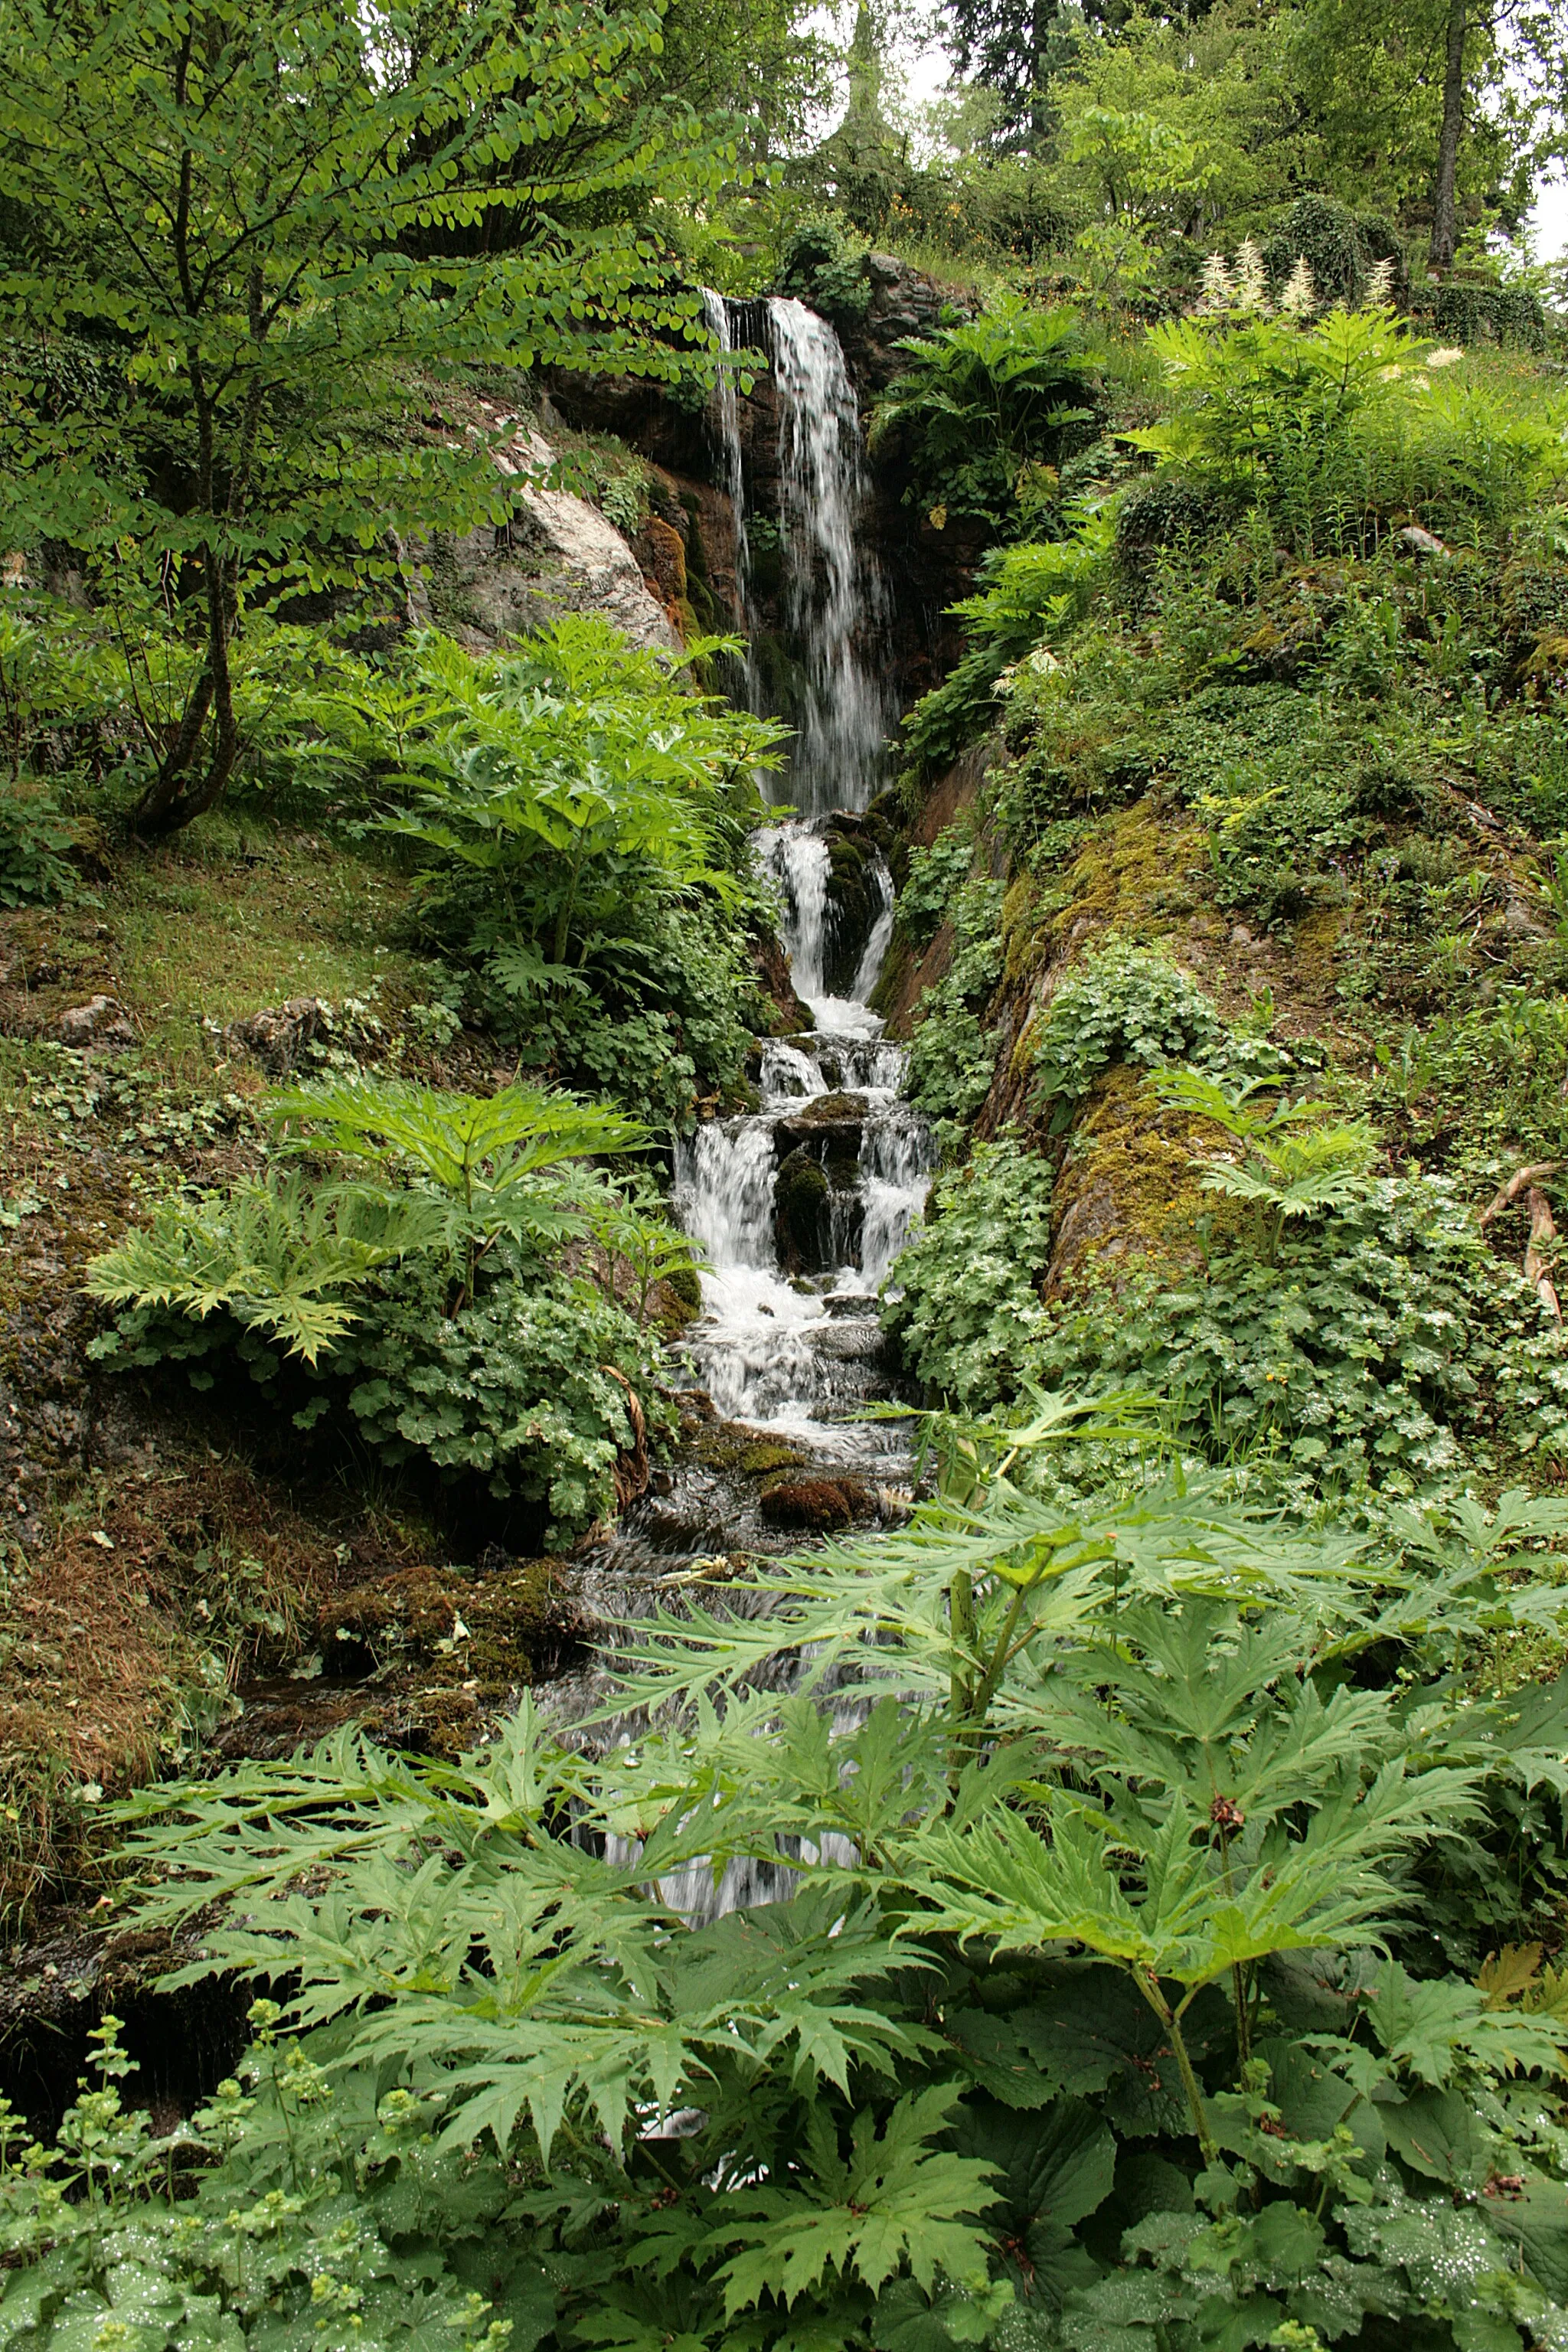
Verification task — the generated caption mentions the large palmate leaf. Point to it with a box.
[704,2090,1001,2313]
[900,1762,1477,1995]
[84,1173,436,1363]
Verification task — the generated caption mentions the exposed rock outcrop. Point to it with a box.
[421,419,681,657]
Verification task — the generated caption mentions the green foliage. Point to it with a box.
[1136,310,1564,554]
[1156,1066,1378,1260]
[83,1171,434,1366]
[1031,1178,1568,1497]
[779,216,875,319]
[900,513,1115,774]
[18,1423,1568,2349]
[0,777,84,908]
[1028,946,1226,1123]
[884,1136,1059,1410]
[0,0,738,831]
[85,1075,664,1535]
[870,302,1107,536]
[897,827,977,948]
[380,619,782,1125]
[906,880,1008,1138]
[1263,194,1405,307]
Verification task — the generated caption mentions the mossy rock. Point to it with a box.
[759,1477,874,1533]
[775,1148,831,1274]
[663,1264,703,1314]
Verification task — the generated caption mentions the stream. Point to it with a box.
[616,292,933,1551]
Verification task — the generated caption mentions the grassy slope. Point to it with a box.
[0,822,565,1929]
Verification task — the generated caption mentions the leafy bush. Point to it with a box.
[1031,1177,1568,1495]
[1433,279,1548,352]
[883,1135,1058,1408]
[1263,194,1404,308]
[86,1075,677,1537]
[1027,943,1226,1122]
[17,1431,1568,2350]
[380,618,783,1125]
[870,299,1107,535]
[0,776,86,906]
[1135,309,1563,552]
[778,214,874,319]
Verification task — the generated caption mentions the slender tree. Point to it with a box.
[0,0,736,834]
[1429,0,1471,270]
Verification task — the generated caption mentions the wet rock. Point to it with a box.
[760,1476,874,1533]
[775,1148,831,1273]
[775,1091,869,1155]
[224,995,332,1073]
[54,995,134,1048]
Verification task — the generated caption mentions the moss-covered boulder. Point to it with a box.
[775,1148,831,1272]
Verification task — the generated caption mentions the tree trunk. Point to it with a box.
[1429,0,1468,275]
[132,657,214,831]
[132,552,240,835]
[1028,0,1054,154]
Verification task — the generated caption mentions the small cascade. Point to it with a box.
[768,297,891,818]
[672,818,932,1459]
[701,288,757,707]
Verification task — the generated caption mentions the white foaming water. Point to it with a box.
[677,1119,775,1271]
[769,298,890,818]
[675,818,933,1446]
[758,823,832,1001]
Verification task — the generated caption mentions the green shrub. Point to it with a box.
[897,825,975,946]
[900,514,1114,774]
[0,775,87,906]
[85,1075,670,1537]
[869,299,1107,536]
[1028,943,1227,1121]
[1263,194,1405,308]
[1031,1177,1568,1495]
[1135,309,1563,552]
[778,214,874,319]
[1433,279,1548,352]
[883,1135,1057,1407]
[381,617,784,1125]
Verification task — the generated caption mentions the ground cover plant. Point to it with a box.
[8,1400,1568,2349]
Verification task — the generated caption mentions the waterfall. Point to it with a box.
[756,824,831,1000]
[701,289,757,706]
[768,297,890,818]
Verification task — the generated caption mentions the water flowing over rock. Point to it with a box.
[767,297,892,818]
[701,287,758,706]
[555,300,929,1922]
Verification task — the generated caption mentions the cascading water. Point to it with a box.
[563,299,929,1919]
[669,297,929,1467]
[701,288,758,709]
[768,296,891,819]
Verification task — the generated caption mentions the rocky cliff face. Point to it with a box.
[540,256,977,720]
[417,407,681,656]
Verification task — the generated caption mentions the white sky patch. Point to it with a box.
[814,10,1568,256]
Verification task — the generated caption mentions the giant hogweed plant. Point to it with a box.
[12,1398,1568,2349]
[83,1073,694,1534]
